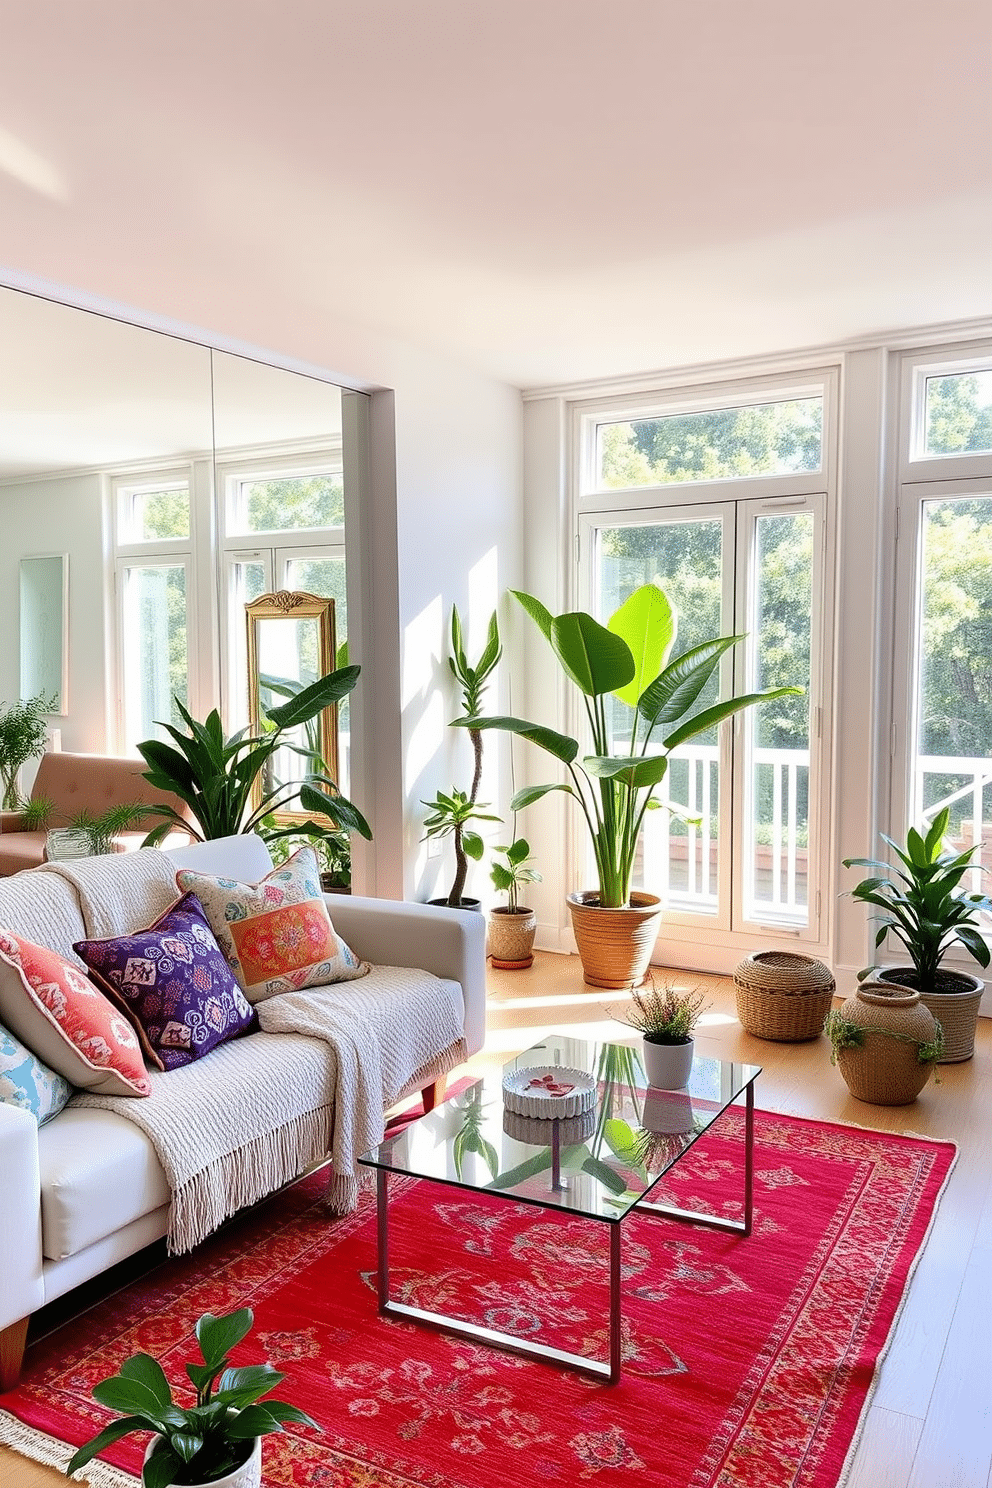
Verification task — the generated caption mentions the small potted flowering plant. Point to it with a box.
[617,976,708,1090]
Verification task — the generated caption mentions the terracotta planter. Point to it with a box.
[488,906,536,969]
[873,966,984,1063]
[566,890,663,989]
[641,1036,694,1091]
[830,981,941,1105]
[142,1433,261,1488]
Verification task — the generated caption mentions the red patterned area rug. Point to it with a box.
[0,1111,954,1488]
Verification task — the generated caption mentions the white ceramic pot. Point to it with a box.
[642,1035,694,1090]
[142,1433,262,1488]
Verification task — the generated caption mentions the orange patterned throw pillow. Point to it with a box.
[0,932,152,1097]
[175,846,369,1004]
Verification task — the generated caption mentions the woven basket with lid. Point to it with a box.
[734,950,836,1042]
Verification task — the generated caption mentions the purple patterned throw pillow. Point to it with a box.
[74,893,257,1071]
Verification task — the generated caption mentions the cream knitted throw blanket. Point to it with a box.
[72,964,467,1252]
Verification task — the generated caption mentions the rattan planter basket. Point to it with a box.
[733,950,836,1042]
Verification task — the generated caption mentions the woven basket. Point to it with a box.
[734,950,836,1042]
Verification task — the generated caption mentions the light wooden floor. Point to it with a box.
[3,952,991,1488]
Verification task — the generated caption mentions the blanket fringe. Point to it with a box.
[169,1106,333,1255]
[395,1038,469,1104]
[0,1408,139,1487]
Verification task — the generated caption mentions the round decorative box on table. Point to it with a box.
[733,950,836,1042]
[501,1066,597,1119]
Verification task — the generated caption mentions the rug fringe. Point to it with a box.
[169,1106,333,1254]
[0,1407,139,1487]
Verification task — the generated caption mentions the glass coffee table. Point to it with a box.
[359,1033,761,1383]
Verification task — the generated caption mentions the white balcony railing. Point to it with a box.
[917,754,992,910]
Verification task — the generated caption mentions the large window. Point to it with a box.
[576,376,833,951]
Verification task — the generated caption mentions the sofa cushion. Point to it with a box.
[0,1018,72,1125]
[38,1106,170,1259]
[0,932,152,1096]
[176,846,369,1004]
[75,893,257,1070]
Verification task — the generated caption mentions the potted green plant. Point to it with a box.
[458,584,797,987]
[421,787,500,909]
[137,669,371,848]
[843,806,992,1061]
[44,802,158,860]
[262,816,352,892]
[65,1306,319,1488]
[615,976,709,1090]
[0,692,56,809]
[488,836,541,969]
[449,603,501,805]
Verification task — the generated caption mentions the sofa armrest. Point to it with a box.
[0,1104,44,1333]
[326,896,487,1057]
[0,810,28,833]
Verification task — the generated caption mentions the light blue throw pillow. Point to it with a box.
[0,1020,72,1124]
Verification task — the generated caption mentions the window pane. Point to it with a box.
[230,473,344,534]
[915,497,992,915]
[924,372,992,457]
[596,398,822,490]
[119,484,190,542]
[743,513,812,925]
[122,564,187,748]
[597,518,724,914]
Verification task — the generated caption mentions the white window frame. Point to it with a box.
[571,368,838,963]
[888,344,992,969]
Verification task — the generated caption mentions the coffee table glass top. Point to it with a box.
[359,1033,761,1224]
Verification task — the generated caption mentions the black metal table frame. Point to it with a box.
[372,1079,755,1384]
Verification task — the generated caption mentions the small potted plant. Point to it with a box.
[65,1306,319,1488]
[421,787,500,909]
[616,975,708,1089]
[844,806,992,1061]
[488,836,542,968]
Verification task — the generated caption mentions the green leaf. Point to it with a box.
[954,926,991,967]
[511,589,554,642]
[637,635,742,727]
[510,782,576,811]
[143,1440,184,1488]
[118,1353,174,1411]
[92,1375,170,1421]
[266,667,360,729]
[584,753,669,789]
[607,584,675,708]
[298,781,373,840]
[551,612,636,697]
[662,687,801,752]
[456,715,579,764]
[66,1417,155,1477]
[227,1401,321,1436]
[214,1363,286,1405]
[170,1433,205,1464]
[462,831,485,860]
[195,1308,254,1369]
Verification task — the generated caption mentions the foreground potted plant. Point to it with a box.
[844,807,992,1061]
[488,836,542,968]
[66,1306,319,1488]
[616,976,709,1090]
[459,584,797,986]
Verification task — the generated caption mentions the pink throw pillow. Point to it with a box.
[0,932,151,1097]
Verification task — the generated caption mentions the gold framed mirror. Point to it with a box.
[246,591,337,821]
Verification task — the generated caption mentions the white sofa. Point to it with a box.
[0,833,486,1389]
